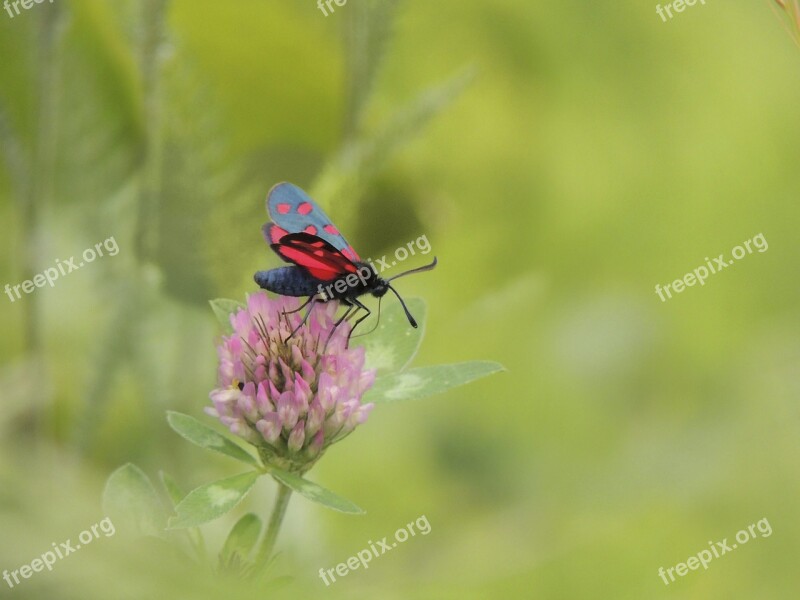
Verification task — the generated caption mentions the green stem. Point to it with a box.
[135,0,169,263]
[255,483,292,570]
[25,3,64,355]
[74,0,167,453]
[28,2,64,447]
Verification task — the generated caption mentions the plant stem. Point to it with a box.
[25,3,64,356]
[136,0,169,263]
[28,2,64,447]
[255,483,292,570]
[74,0,167,453]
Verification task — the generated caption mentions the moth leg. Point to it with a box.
[284,297,318,343]
[283,296,315,316]
[350,296,383,341]
[323,302,356,352]
[346,298,372,347]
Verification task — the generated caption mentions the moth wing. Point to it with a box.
[271,232,359,282]
[265,182,361,261]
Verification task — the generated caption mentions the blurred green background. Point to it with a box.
[1,0,799,598]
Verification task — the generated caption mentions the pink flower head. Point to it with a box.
[207,293,375,471]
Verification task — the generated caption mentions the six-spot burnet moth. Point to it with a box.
[254,182,438,343]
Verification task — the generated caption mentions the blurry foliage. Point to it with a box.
[0,0,799,598]
[1,0,472,456]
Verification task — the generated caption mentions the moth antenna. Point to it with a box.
[386,257,438,282]
[388,285,417,328]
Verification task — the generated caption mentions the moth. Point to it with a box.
[254,182,437,342]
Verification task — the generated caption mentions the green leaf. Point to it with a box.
[160,470,207,559]
[269,468,364,515]
[361,297,426,375]
[159,470,185,507]
[364,361,505,403]
[219,513,262,567]
[167,411,260,468]
[209,298,244,333]
[168,471,261,529]
[103,463,165,538]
